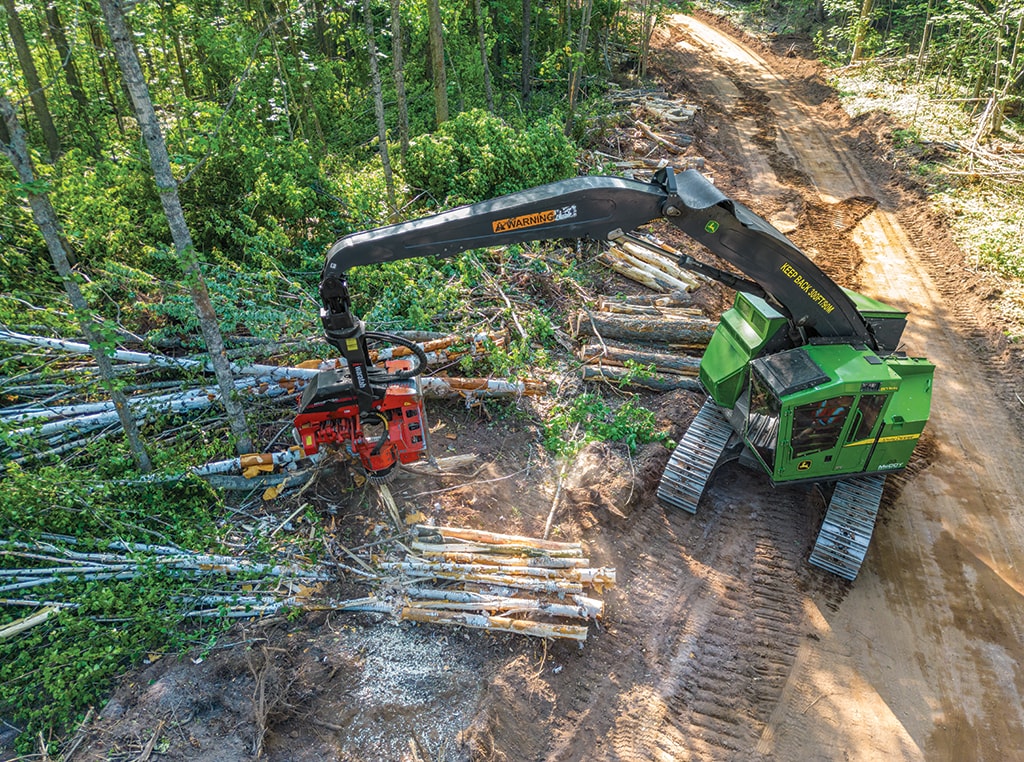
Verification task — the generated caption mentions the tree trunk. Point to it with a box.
[427,0,448,126]
[521,0,531,104]
[473,0,494,113]
[639,0,656,77]
[98,0,253,455]
[44,0,97,152]
[312,0,328,56]
[991,13,1022,134]
[850,0,874,62]
[3,0,61,161]
[87,14,124,135]
[363,0,396,212]
[1,96,152,472]
[565,0,594,135]
[160,0,193,99]
[389,0,409,157]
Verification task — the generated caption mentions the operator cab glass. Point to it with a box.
[746,370,781,470]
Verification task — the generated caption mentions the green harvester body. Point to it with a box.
[700,291,935,485]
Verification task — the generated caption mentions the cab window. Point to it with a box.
[791,395,854,457]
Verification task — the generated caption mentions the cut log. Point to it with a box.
[431,552,589,568]
[411,541,584,560]
[598,252,671,292]
[636,120,690,154]
[417,525,582,552]
[421,376,546,398]
[604,293,693,308]
[381,560,615,586]
[579,343,702,376]
[594,297,703,318]
[581,365,703,392]
[604,245,700,293]
[400,607,588,641]
[616,240,702,291]
[574,311,715,345]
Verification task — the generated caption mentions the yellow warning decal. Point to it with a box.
[844,432,920,448]
[878,433,921,443]
[493,209,556,234]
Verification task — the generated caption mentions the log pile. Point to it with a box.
[574,295,713,391]
[589,88,705,173]
[599,237,703,293]
[0,329,545,465]
[341,525,615,642]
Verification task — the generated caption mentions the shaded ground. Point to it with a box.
[56,12,1024,762]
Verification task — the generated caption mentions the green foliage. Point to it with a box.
[349,254,482,332]
[0,464,231,745]
[543,392,672,456]
[404,110,577,204]
[0,571,210,748]
[0,463,219,545]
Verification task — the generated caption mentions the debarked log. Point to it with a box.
[399,607,588,642]
[574,311,715,345]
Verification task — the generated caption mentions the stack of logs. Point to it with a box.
[574,294,714,391]
[590,88,705,172]
[367,525,614,642]
[600,236,702,293]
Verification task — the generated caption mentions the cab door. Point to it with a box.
[831,394,888,474]
[780,394,855,479]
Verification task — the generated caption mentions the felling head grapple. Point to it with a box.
[293,333,429,482]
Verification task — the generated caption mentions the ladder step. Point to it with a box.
[657,399,734,514]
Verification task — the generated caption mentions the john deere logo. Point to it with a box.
[705,220,720,234]
[798,460,811,471]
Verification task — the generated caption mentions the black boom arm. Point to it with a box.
[319,168,874,410]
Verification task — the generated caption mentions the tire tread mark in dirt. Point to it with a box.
[546,463,809,761]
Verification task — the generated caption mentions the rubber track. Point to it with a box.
[808,474,886,580]
[657,399,734,514]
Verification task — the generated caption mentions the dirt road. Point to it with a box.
[72,14,1024,762]
[650,13,1024,761]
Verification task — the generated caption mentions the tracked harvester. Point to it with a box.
[298,168,934,580]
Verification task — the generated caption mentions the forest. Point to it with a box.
[2,0,1023,754]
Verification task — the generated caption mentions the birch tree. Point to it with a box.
[97,0,253,455]
[363,0,396,211]
[1,95,152,472]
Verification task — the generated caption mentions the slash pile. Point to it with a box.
[345,525,615,643]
